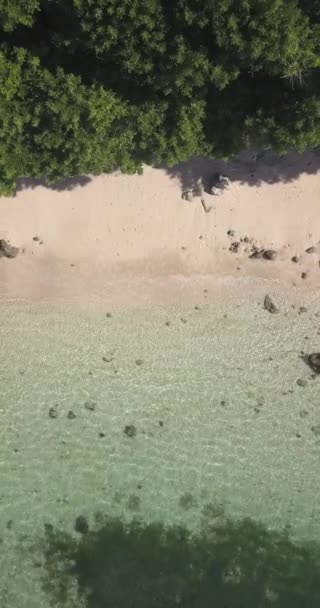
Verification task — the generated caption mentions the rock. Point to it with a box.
[227,230,235,237]
[124,424,136,438]
[210,186,223,196]
[298,306,307,314]
[263,294,278,314]
[75,515,89,535]
[262,249,277,261]
[299,409,309,418]
[291,256,300,263]
[306,246,316,254]
[84,400,96,411]
[135,359,143,366]
[229,241,240,253]
[0,239,19,258]
[308,353,320,373]
[296,379,307,387]
[33,236,40,242]
[210,172,230,190]
[311,424,320,436]
[181,190,193,202]
[67,410,76,420]
[106,312,112,318]
[49,407,58,419]
[301,272,307,279]
[249,247,263,259]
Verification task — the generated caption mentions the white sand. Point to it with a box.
[0,150,319,301]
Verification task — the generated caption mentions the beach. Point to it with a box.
[1,151,320,606]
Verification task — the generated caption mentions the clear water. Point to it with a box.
[1,278,320,606]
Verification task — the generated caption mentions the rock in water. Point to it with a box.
[263,294,278,314]
[0,239,19,258]
[75,515,89,535]
[308,353,320,373]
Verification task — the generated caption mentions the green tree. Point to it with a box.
[0,0,39,31]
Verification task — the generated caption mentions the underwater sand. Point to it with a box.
[1,276,320,606]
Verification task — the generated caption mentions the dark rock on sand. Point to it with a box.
[306,246,316,254]
[124,424,136,438]
[75,515,89,535]
[249,246,263,259]
[262,249,277,261]
[67,410,76,420]
[263,294,278,314]
[298,306,307,314]
[84,400,96,411]
[307,353,320,373]
[291,256,300,263]
[135,359,143,366]
[49,407,58,419]
[181,190,193,202]
[106,312,112,318]
[311,424,320,436]
[229,242,240,253]
[301,272,307,279]
[33,235,40,242]
[227,229,235,237]
[0,239,19,258]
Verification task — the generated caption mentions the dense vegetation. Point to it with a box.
[0,0,319,194]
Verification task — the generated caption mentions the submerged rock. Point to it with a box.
[75,515,89,535]
[296,379,307,387]
[124,424,136,438]
[263,294,278,314]
[0,239,19,258]
[307,353,320,373]
[84,400,96,411]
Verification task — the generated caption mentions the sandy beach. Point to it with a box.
[0,150,319,302]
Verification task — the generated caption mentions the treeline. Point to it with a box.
[0,0,319,194]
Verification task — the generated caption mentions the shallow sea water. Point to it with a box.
[1,277,320,607]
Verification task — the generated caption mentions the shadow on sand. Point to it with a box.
[15,175,92,193]
[156,148,320,194]
[40,507,320,608]
[13,148,320,196]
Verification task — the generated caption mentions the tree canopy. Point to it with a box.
[0,0,319,194]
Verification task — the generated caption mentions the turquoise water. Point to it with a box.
[1,278,320,606]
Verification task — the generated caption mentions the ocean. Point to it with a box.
[1,276,320,607]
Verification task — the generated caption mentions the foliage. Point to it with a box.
[0,0,319,193]
[0,0,39,31]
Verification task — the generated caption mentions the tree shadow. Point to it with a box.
[157,148,320,195]
[15,175,92,193]
[41,508,320,608]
